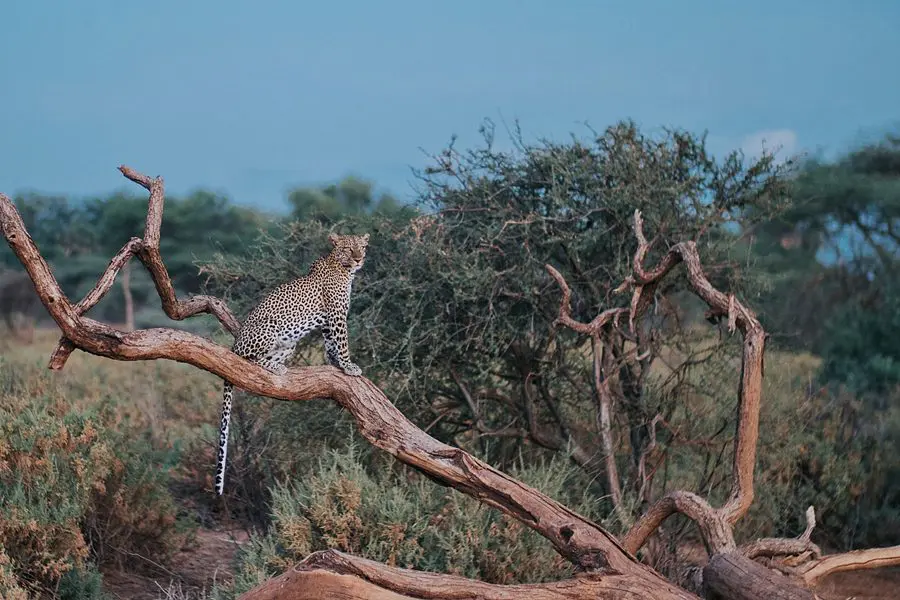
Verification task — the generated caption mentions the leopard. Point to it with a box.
[214,232,369,496]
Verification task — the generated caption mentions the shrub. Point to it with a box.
[227,442,603,596]
[0,546,31,600]
[0,354,186,596]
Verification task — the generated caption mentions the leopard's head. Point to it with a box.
[328,233,370,274]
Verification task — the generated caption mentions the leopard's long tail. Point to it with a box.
[214,381,234,496]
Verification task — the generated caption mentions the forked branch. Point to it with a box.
[614,209,766,557]
[47,166,240,369]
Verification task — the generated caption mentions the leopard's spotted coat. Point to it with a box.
[214,233,369,495]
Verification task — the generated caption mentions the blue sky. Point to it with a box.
[1,0,898,212]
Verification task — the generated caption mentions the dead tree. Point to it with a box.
[1,166,897,600]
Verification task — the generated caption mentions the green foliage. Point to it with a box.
[749,133,900,350]
[57,565,109,600]
[746,378,900,549]
[0,351,189,597]
[229,443,601,596]
[819,277,900,397]
[287,175,414,224]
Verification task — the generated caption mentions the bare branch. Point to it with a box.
[618,209,766,552]
[450,368,483,430]
[741,539,822,562]
[545,264,628,522]
[798,545,900,586]
[591,333,627,525]
[46,166,241,369]
[621,491,735,556]
[740,506,821,561]
[545,264,627,335]
[801,505,816,543]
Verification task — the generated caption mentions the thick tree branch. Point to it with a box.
[797,545,900,585]
[239,549,693,600]
[702,553,815,600]
[621,491,735,556]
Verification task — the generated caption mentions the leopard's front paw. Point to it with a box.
[268,364,288,376]
[341,362,363,377]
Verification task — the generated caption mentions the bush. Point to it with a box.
[0,354,187,596]
[228,443,603,596]
[0,546,31,600]
[728,350,900,549]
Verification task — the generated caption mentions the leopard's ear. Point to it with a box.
[328,233,340,246]
[361,233,370,244]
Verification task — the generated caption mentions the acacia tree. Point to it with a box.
[205,121,796,539]
[3,166,898,600]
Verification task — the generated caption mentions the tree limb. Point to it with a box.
[239,549,694,600]
[618,209,765,556]
[740,506,821,561]
[621,491,735,556]
[545,264,629,524]
[47,166,240,369]
[797,545,900,586]
[702,553,815,600]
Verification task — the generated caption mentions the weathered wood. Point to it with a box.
[798,544,900,585]
[623,491,735,556]
[703,553,815,600]
[240,550,695,600]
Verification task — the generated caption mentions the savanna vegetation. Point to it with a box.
[1,121,898,599]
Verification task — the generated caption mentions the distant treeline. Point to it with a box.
[1,126,898,396]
